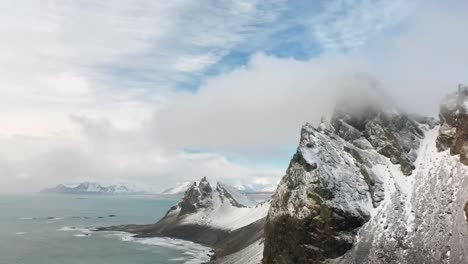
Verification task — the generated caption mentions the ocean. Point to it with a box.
[0,194,211,264]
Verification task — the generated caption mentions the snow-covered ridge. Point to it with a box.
[161,182,193,195]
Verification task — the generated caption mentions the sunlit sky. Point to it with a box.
[1,0,468,192]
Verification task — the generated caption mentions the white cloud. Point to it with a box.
[154,53,369,152]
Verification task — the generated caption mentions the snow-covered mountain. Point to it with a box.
[152,177,268,231]
[263,86,468,264]
[40,182,157,195]
[99,177,270,263]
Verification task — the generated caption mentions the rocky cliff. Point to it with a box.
[263,87,468,264]
[437,84,468,165]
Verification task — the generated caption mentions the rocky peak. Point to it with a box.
[177,177,260,217]
[178,177,213,216]
[199,176,213,199]
[331,92,436,175]
[437,84,468,165]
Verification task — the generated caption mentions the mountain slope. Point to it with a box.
[160,182,193,195]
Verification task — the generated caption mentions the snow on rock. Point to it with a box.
[178,180,269,230]
[159,177,270,231]
[161,182,193,195]
[217,182,258,208]
[333,126,468,264]
[264,123,384,263]
[181,194,269,231]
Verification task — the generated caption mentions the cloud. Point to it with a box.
[154,53,369,153]
[371,0,468,115]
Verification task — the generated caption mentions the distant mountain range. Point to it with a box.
[232,183,277,193]
[41,180,276,196]
[40,182,157,195]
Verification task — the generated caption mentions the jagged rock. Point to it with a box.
[331,95,430,176]
[436,85,468,165]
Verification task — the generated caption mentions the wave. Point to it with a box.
[72,233,91,238]
[108,232,212,264]
[58,226,96,233]
[19,217,35,220]
[20,216,64,221]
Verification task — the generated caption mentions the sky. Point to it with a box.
[1,0,468,193]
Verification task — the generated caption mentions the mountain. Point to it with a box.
[40,182,156,195]
[99,177,270,263]
[263,86,468,263]
[160,181,193,195]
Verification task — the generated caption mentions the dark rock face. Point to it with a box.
[437,85,468,165]
[465,202,468,223]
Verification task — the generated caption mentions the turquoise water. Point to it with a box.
[0,194,211,264]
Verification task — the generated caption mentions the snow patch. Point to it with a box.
[181,193,269,230]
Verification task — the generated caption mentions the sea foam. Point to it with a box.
[108,232,212,263]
